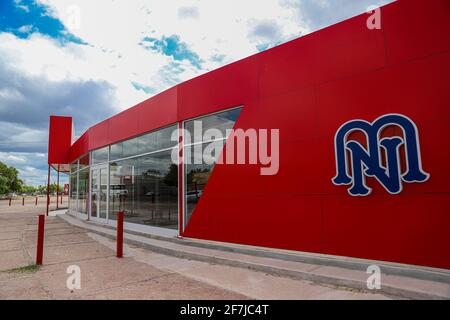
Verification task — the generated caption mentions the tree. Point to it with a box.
[21,185,37,194]
[49,183,64,193]
[163,164,178,187]
[0,175,9,195]
[0,161,24,195]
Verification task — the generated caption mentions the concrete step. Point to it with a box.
[58,213,450,300]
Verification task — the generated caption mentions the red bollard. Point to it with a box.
[22,197,25,206]
[117,211,124,258]
[36,215,45,265]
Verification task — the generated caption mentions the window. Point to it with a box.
[137,125,177,155]
[79,154,90,171]
[78,168,89,214]
[110,138,138,160]
[70,173,78,210]
[183,107,242,228]
[70,161,78,174]
[106,125,179,229]
[69,154,89,214]
[109,150,178,229]
[92,147,108,164]
[185,108,242,144]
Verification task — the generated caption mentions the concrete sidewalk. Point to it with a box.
[0,205,393,300]
[60,212,450,300]
[0,205,246,299]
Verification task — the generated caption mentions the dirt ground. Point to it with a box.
[0,201,247,300]
[0,200,390,300]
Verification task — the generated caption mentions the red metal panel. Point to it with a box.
[136,86,178,134]
[185,193,323,253]
[69,131,89,163]
[88,120,109,151]
[258,10,386,99]
[48,116,72,164]
[182,0,450,269]
[384,0,450,65]
[178,57,258,121]
[108,106,140,144]
[60,0,450,269]
[322,194,450,269]
[316,50,450,195]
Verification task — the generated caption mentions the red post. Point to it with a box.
[36,215,45,265]
[117,211,124,258]
[178,122,184,237]
[56,165,60,209]
[46,165,50,216]
[22,197,25,206]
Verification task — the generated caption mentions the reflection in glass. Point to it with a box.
[185,108,242,144]
[137,125,178,155]
[92,147,108,164]
[78,169,89,214]
[184,143,216,224]
[109,150,178,229]
[99,168,108,219]
[70,173,78,211]
[79,154,90,171]
[110,138,138,160]
[70,161,78,173]
[90,170,98,218]
[183,108,242,227]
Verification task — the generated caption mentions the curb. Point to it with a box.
[58,213,450,300]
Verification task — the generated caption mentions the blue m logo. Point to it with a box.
[332,114,430,196]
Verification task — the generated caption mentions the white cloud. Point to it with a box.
[17,25,33,33]
[35,0,308,92]
[0,0,395,186]
[0,152,27,164]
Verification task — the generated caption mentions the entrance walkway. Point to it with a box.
[0,204,246,299]
[0,204,391,299]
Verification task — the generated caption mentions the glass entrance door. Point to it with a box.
[90,166,108,221]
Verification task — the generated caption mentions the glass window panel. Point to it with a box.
[78,168,89,214]
[184,142,219,226]
[138,125,178,155]
[185,108,242,145]
[110,143,122,161]
[110,138,138,160]
[122,138,138,158]
[79,154,90,171]
[92,147,108,164]
[70,173,78,210]
[70,161,78,173]
[109,150,178,229]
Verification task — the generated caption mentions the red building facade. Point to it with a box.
[49,0,450,270]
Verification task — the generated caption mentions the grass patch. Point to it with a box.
[3,264,41,274]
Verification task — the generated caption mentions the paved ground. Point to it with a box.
[0,201,390,300]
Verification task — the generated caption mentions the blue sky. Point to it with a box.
[0,0,393,186]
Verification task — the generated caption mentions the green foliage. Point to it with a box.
[0,161,24,195]
[3,264,41,274]
[163,164,178,187]
[49,183,64,193]
[21,185,37,194]
[0,162,64,196]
